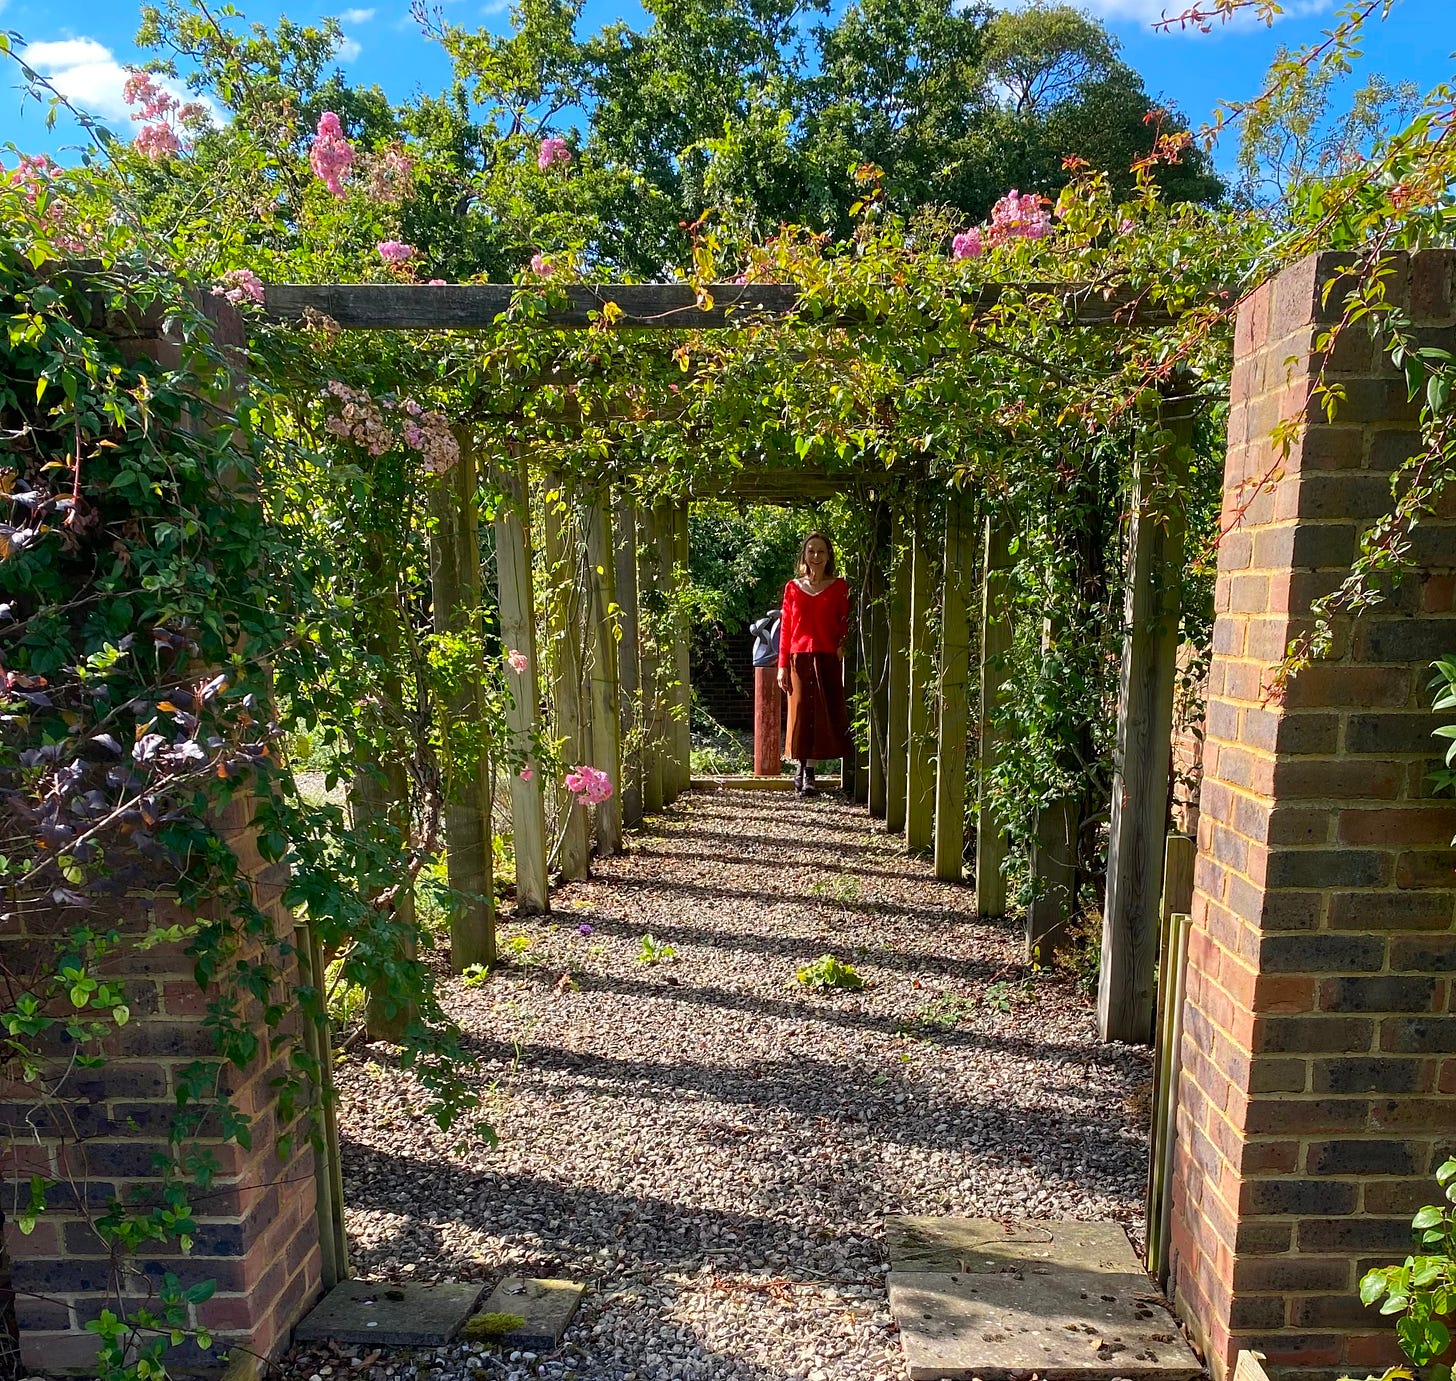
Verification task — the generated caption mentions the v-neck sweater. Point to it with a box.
[778,576,850,666]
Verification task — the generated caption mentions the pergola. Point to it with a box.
[263,277,1208,1047]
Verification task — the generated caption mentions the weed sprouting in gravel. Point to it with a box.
[795,954,864,990]
[809,876,861,903]
[637,933,678,964]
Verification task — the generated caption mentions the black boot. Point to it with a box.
[802,762,820,798]
[794,762,807,795]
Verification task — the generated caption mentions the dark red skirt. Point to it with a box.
[785,652,850,762]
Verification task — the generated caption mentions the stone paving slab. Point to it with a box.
[294,1280,485,1346]
[889,1267,1200,1381]
[886,1216,1143,1275]
[475,1277,585,1351]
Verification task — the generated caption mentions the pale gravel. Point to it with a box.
[281,789,1151,1381]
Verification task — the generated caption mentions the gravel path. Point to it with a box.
[284,789,1150,1381]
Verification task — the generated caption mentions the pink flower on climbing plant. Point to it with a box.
[529,253,554,278]
[565,765,613,805]
[987,189,1051,244]
[520,767,535,782]
[951,228,983,260]
[377,240,415,264]
[537,136,571,170]
[211,269,266,307]
[309,111,354,196]
[507,649,529,674]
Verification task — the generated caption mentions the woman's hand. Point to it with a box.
[777,667,790,694]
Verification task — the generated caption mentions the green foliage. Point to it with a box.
[795,954,864,990]
[808,875,861,903]
[1355,1158,1456,1373]
[638,933,678,965]
[461,1311,529,1340]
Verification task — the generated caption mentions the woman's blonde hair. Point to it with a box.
[797,531,837,579]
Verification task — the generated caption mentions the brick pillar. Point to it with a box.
[1,294,324,1375]
[1169,249,1456,1381]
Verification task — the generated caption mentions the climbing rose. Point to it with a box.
[564,765,613,805]
[309,111,354,196]
[987,189,1051,244]
[377,239,415,264]
[529,252,553,278]
[367,143,414,203]
[951,228,983,260]
[537,135,571,170]
[211,269,265,307]
[519,767,535,782]
[507,649,529,674]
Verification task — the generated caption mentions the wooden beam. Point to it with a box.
[1028,797,1080,963]
[263,280,1205,331]
[975,514,1014,917]
[885,513,910,836]
[493,449,550,915]
[865,514,890,821]
[584,492,623,855]
[672,502,693,797]
[638,503,665,815]
[933,491,975,881]
[543,477,591,881]
[906,499,937,854]
[429,428,494,970]
[1098,393,1195,1045]
[612,495,644,828]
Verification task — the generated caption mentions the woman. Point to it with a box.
[777,531,852,797]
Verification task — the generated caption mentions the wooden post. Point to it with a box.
[429,428,494,970]
[543,477,590,882]
[1098,393,1194,1045]
[842,614,860,798]
[754,666,782,776]
[493,449,549,914]
[975,514,1014,916]
[885,514,910,835]
[638,502,664,814]
[906,498,937,853]
[672,501,693,795]
[865,516,890,820]
[585,491,623,855]
[1027,796,1079,962]
[933,491,974,881]
[613,495,643,828]
[653,499,681,804]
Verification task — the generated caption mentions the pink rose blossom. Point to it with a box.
[537,135,571,170]
[377,239,415,264]
[520,767,535,782]
[309,111,355,196]
[951,228,983,259]
[529,252,553,278]
[564,764,613,805]
[211,268,266,307]
[507,649,529,674]
[987,189,1051,244]
[428,278,447,285]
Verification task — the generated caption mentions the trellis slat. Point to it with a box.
[906,498,937,854]
[975,515,1014,917]
[933,491,975,881]
[885,514,911,835]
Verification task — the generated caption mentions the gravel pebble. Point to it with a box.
[280,790,1150,1381]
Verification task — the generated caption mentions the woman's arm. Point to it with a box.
[777,581,795,691]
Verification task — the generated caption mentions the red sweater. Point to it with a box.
[779,577,850,666]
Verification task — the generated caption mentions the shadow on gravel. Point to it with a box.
[533,909,1011,983]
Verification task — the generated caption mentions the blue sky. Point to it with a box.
[2,0,1452,174]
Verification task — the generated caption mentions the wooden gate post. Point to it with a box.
[866,511,890,820]
[493,448,550,914]
[885,512,911,834]
[975,514,1014,916]
[672,501,693,793]
[1027,797,1079,961]
[585,491,623,854]
[906,499,938,853]
[429,428,494,969]
[613,494,644,828]
[934,490,975,881]
[843,612,860,798]
[543,478,591,881]
[1098,391,1194,1044]
[638,501,665,814]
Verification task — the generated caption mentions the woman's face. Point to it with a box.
[805,539,829,574]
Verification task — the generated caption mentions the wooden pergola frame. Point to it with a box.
[264,279,1203,1045]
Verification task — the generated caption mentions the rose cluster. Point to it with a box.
[211,269,265,308]
[123,71,207,161]
[506,649,530,674]
[377,240,415,265]
[368,144,415,203]
[951,188,1052,260]
[310,111,355,196]
[321,381,459,473]
[564,764,613,805]
[537,136,571,171]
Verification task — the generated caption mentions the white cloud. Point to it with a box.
[23,36,222,128]
[338,36,364,61]
[340,7,376,22]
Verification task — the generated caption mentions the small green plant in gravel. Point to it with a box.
[1355,1157,1456,1369]
[503,933,539,966]
[913,992,980,1029]
[461,964,490,988]
[638,933,678,965]
[809,876,861,903]
[461,1312,528,1340]
[796,954,864,990]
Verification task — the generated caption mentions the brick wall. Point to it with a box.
[691,630,755,732]
[1,295,324,1375]
[1169,250,1456,1381]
